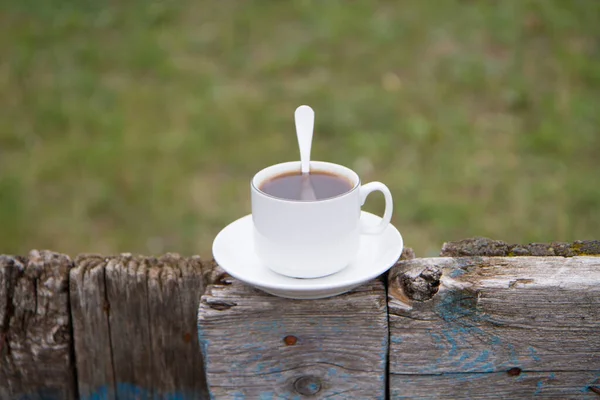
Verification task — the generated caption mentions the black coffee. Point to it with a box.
[259,170,354,201]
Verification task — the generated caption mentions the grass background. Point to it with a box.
[1,0,598,258]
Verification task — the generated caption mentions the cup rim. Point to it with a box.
[251,161,361,203]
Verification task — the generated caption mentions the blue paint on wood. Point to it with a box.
[475,349,490,363]
[81,384,189,400]
[529,346,541,362]
[258,392,275,400]
[391,335,403,344]
[535,380,544,395]
[323,369,352,382]
[430,332,442,344]
[232,391,246,400]
[581,372,600,393]
[197,324,210,368]
[449,268,466,278]
[81,385,112,400]
[307,382,320,392]
[256,362,266,373]
[441,328,460,356]
[429,289,532,373]
[461,351,495,372]
[268,366,282,374]
[380,334,389,374]
[515,371,527,382]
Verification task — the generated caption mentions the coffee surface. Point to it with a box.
[259,170,354,201]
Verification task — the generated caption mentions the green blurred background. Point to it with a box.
[1,0,598,258]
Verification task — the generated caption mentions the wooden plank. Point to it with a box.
[0,251,76,400]
[70,254,116,399]
[145,254,208,399]
[388,256,600,398]
[104,255,156,398]
[72,254,209,399]
[198,278,388,399]
[392,371,600,399]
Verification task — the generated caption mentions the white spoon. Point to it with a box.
[294,105,317,201]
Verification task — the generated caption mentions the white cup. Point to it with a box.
[251,161,393,278]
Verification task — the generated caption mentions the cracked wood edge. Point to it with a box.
[1,251,76,400]
[387,256,600,399]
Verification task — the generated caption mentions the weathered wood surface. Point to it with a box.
[388,256,600,399]
[2,241,600,399]
[441,237,600,257]
[392,371,600,399]
[198,277,388,399]
[0,251,76,400]
[70,254,209,399]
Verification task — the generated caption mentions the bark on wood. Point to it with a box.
[388,256,600,399]
[0,251,76,400]
[70,254,209,399]
[198,279,388,399]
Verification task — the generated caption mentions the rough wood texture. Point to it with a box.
[198,278,388,399]
[388,256,600,399]
[441,237,600,257]
[0,251,76,400]
[392,371,600,399]
[70,255,116,399]
[70,254,209,399]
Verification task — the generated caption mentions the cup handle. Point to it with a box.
[359,182,393,235]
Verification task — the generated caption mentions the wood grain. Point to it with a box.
[71,254,209,399]
[104,255,155,398]
[388,256,600,398]
[198,278,388,399]
[392,371,600,399]
[70,254,116,399]
[0,251,76,400]
[145,254,208,399]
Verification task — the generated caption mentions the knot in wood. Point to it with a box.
[506,367,522,377]
[283,335,298,346]
[400,265,442,301]
[294,376,321,396]
[52,325,69,343]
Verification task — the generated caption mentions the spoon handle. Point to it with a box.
[294,105,315,174]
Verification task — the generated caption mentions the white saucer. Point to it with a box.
[212,211,403,299]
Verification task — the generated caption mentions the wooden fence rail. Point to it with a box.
[0,238,599,399]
